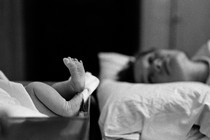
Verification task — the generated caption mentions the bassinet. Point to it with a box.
[0,93,91,140]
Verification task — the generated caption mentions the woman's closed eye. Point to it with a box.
[148,55,155,65]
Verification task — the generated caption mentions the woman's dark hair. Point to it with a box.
[117,60,135,82]
[117,48,157,83]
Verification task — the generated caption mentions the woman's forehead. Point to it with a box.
[135,49,181,60]
[135,48,157,59]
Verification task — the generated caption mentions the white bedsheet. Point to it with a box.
[97,80,210,140]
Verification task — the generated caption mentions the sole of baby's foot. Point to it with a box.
[63,57,85,93]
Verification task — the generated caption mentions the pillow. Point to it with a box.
[98,52,134,80]
[97,79,210,140]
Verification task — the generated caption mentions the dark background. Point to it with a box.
[23,0,141,81]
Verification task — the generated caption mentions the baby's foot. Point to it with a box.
[63,57,85,93]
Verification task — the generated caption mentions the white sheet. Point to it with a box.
[0,80,38,111]
[0,86,47,117]
[97,80,210,140]
[82,72,100,102]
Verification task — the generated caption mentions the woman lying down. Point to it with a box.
[98,40,210,140]
[0,57,99,117]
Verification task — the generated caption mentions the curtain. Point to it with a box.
[0,0,25,80]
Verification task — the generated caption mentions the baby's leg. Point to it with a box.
[25,82,83,117]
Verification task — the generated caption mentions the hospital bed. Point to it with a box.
[96,52,210,140]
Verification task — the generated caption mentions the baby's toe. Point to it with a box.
[76,60,85,74]
[63,58,69,65]
[64,57,77,69]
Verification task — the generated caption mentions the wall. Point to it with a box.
[175,0,210,56]
[140,0,171,52]
[140,0,210,57]
[0,0,141,81]
[24,0,140,81]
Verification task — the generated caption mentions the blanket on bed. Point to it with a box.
[97,80,210,140]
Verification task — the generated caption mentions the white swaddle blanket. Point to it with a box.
[0,72,99,117]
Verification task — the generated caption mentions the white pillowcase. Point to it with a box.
[97,79,210,140]
[98,52,134,80]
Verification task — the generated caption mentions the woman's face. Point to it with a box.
[134,49,192,83]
